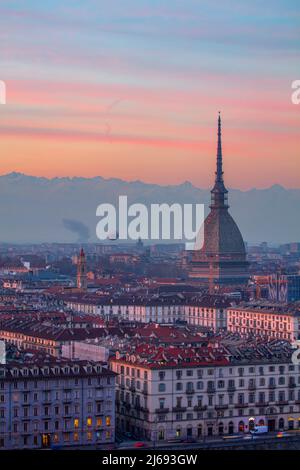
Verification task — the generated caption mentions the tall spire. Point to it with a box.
[210,112,228,209]
[77,247,87,290]
[216,111,223,183]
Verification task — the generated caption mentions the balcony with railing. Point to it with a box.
[194,405,207,411]
[185,388,195,394]
[277,400,288,405]
[172,406,187,412]
[255,401,266,407]
[155,407,169,414]
[235,403,248,409]
[215,404,229,410]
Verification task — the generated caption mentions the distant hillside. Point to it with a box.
[0,172,299,244]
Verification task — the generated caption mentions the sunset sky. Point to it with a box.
[0,0,299,189]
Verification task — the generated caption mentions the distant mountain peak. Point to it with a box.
[269,183,286,191]
[6,172,25,178]
[180,180,194,187]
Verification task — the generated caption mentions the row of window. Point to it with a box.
[229,319,289,329]
[156,375,298,392]
[0,430,112,448]
[0,391,109,403]
[229,311,291,321]
[117,364,299,380]
[0,402,108,418]
[0,376,111,388]
[156,389,300,408]
[1,416,112,433]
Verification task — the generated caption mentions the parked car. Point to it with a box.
[250,425,268,435]
[134,442,148,448]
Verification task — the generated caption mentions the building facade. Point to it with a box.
[65,294,229,330]
[110,345,300,442]
[227,304,300,341]
[0,360,115,449]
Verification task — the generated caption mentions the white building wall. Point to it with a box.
[61,342,109,362]
[111,359,300,442]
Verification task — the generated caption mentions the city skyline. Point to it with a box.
[0,0,299,189]
[1,0,300,457]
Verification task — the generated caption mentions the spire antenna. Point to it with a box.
[216,112,223,183]
[210,112,228,209]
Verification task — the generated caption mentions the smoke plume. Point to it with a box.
[62,218,90,243]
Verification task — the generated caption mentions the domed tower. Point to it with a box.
[188,113,249,291]
[77,248,87,290]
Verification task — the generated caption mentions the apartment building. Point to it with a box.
[110,342,300,442]
[0,359,116,449]
[227,303,300,341]
[64,293,230,329]
[0,319,108,357]
[184,299,227,330]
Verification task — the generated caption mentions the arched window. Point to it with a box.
[288,419,294,430]
[197,424,202,437]
[259,419,265,426]
[238,421,245,433]
[228,421,234,435]
[279,418,284,429]
[218,422,224,435]
[249,418,255,431]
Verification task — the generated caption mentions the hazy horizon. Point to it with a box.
[0,172,299,245]
[1,171,300,192]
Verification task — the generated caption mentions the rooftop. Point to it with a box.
[229,301,300,316]
[111,336,295,368]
